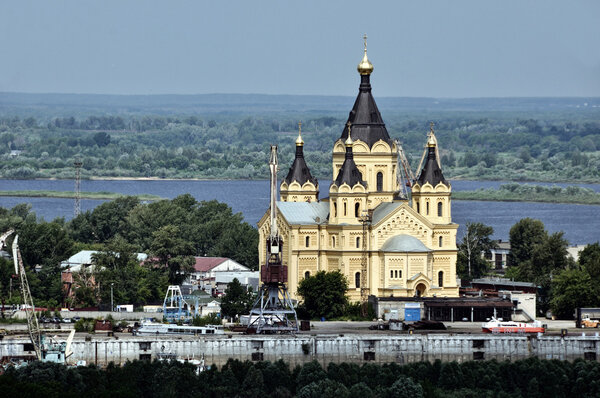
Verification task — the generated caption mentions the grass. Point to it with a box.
[0,190,162,201]
[453,183,600,205]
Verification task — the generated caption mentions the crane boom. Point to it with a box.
[12,235,42,360]
[269,145,279,242]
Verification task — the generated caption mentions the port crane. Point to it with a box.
[248,145,298,333]
[1,229,74,364]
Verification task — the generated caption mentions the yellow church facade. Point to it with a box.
[258,42,459,301]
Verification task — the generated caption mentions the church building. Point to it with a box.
[258,40,459,301]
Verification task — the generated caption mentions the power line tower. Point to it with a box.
[73,158,83,217]
[358,210,372,316]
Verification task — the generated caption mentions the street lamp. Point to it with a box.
[110,283,114,312]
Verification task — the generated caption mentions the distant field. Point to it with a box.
[0,190,162,201]
[453,183,600,205]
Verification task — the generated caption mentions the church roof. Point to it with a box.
[333,144,367,188]
[338,56,392,148]
[277,201,329,225]
[416,146,448,187]
[370,202,403,225]
[416,125,449,187]
[381,235,431,253]
[283,144,318,187]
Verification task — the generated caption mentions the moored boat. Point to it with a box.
[482,318,545,334]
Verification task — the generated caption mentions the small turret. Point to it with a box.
[280,122,319,202]
[412,122,452,224]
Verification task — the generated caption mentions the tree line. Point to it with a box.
[1,357,599,397]
[457,218,600,319]
[0,195,258,309]
[1,111,600,182]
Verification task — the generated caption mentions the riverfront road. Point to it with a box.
[0,319,582,337]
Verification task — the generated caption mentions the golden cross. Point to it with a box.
[363,34,368,52]
[298,121,302,134]
[430,121,435,133]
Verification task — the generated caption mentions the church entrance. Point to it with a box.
[415,283,427,297]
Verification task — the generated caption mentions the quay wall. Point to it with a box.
[2,334,599,367]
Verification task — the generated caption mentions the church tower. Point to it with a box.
[332,35,400,211]
[329,123,368,225]
[280,122,319,202]
[411,123,452,224]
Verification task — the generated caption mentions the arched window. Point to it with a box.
[332,236,336,248]
[356,237,361,248]
[426,201,430,215]
[416,202,420,213]
[438,271,444,287]
[305,236,310,247]
[438,201,443,217]
[333,202,337,217]
[398,270,402,278]
[376,172,383,192]
[355,272,361,288]
[355,202,360,217]
[305,271,310,279]
[390,270,393,279]
[343,202,347,216]
[439,236,443,247]
[394,270,398,278]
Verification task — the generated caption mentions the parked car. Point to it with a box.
[62,318,72,323]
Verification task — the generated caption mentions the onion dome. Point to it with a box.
[357,34,374,75]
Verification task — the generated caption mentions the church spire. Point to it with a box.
[333,123,366,188]
[416,122,448,187]
[281,122,319,201]
[339,35,392,148]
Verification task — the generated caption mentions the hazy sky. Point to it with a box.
[1,1,599,97]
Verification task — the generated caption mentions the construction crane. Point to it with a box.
[1,229,74,364]
[395,140,415,199]
[248,145,298,333]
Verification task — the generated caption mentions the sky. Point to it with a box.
[1,1,599,97]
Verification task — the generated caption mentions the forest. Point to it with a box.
[1,357,599,398]
[1,97,600,183]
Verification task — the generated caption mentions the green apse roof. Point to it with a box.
[277,201,330,225]
[380,234,431,253]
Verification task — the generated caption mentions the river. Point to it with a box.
[0,179,599,244]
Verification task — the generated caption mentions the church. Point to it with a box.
[257,40,459,301]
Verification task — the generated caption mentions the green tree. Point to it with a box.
[297,271,348,320]
[220,278,253,318]
[550,268,597,319]
[456,222,497,280]
[579,242,600,280]
[149,225,194,284]
[509,218,546,267]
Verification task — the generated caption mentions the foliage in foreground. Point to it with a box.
[0,195,258,308]
[1,357,600,398]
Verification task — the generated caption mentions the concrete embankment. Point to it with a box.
[2,333,599,366]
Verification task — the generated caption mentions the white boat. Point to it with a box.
[482,318,545,334]
[134,322,224,336]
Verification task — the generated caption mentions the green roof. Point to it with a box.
[277,201,329,225]
[381,234,431,252]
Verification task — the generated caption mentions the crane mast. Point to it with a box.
[248,145,298,333]
[0,230,42,360]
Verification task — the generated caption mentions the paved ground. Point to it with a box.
[0,319,585,338]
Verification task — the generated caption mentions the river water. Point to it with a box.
[0,179,599,245]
